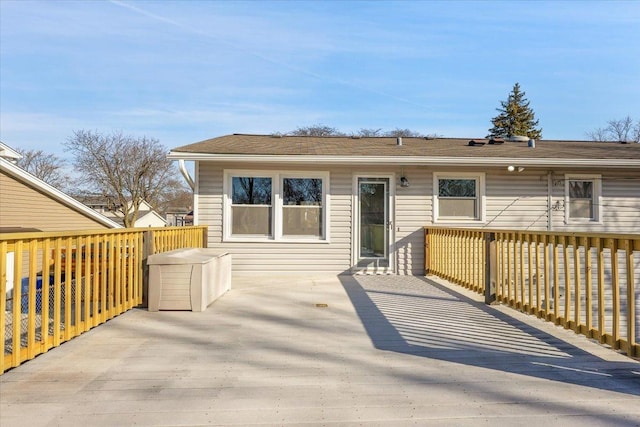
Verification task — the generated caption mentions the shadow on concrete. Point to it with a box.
[339,274,640,397]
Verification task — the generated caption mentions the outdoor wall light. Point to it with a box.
[400,176,410,187]
[507,166,525,173]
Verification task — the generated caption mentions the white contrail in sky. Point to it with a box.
[109,0,431,110]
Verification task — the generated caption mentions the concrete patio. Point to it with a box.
[1,274,639,426]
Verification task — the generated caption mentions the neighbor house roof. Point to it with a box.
[104,209,167,228]
[168,134,640,168]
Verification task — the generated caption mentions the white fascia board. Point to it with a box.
[168,152,640,169]
[0,142,23,161]
[0,157,123,228]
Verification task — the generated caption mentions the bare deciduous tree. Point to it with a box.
[156,188,193,216]
[15,149,72,190]
[287,125,439,138]
[384,128,425,138]
[355,128,384,137]
[289,124,346,137]
[587,116,640,143]
[64,130,184,227]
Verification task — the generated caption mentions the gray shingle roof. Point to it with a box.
[171,134,640,161]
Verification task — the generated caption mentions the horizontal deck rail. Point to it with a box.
[425,227,640,358]
[1,226,207,373]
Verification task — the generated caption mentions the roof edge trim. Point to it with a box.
[167,152,640,168]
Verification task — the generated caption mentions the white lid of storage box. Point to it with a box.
[147,248,229,265]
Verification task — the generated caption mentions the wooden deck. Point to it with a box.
[1,274,639,426]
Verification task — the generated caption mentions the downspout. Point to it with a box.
[547,171,553,231]
[546,171,554,285]
[178,159,195,191]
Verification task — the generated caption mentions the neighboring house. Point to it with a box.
[168,134,640,275]
[81,196,167,228]
[0,142,122,232]
[165,208,194,226]
[1,142,121,296]
[79,194,121,216]
[97,199,167,228]
[130,202,167,228]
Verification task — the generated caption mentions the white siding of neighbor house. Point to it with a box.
[195,162,640,275]
[134,212,167,228]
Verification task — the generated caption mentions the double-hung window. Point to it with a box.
[231,176,273,236]
[225,171,329,241]
[282,177,323,238]
[433,173,485,222]
[565,174,601,223]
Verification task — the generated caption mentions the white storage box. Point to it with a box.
[147,248,231,312]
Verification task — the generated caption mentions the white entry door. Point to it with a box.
[355,176,393,272]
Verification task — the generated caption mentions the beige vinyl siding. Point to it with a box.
[601,172,640,232]
[429,169,548,231]
[550,171,640,233]
[197,162,223,243]
[196,163,639,276]
[198,163,353,273]
[198,163,429,274]
[395,166,432,275]
[1,171,112,285]
[0,171,109,232]
[484,171,549,230]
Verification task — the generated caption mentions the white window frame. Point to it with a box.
[223,170,330,243]
[564,174,601,224]
[433,172,485,223]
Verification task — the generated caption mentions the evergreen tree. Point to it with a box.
[487,83,542,139]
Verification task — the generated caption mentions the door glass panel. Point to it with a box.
[358,179,389,268]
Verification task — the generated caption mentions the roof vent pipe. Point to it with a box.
[528,138,536,148]
[397,137,403,146]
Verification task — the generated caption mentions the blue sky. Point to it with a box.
[1,0,639,159]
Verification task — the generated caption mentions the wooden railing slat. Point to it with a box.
[625,239,636,357]
[572,236,581,333]
[610,239,620,349]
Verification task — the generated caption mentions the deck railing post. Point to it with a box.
[484,232,497,304]
[141,230,154,308]
[424,228,430,275]
[202,226,208,248]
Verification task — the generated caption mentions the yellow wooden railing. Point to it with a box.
[425,227,640,358]
[0,226,207,373]
[425,228,487,295]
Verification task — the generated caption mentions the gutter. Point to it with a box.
[167,152,640,169]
